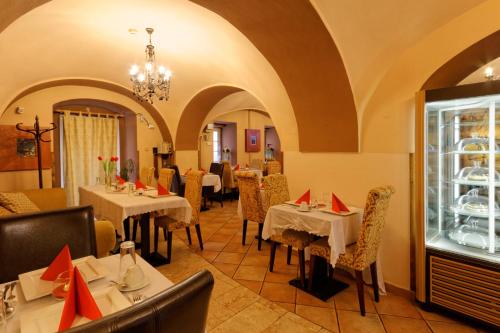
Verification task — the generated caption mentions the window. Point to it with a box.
[212,128,222,162]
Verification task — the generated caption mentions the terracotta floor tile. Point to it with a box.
[233,265,268,281]
[235,279,263,294]
[374,294,421,319]
[241,252,271,267]
[214,252,246,265]
[262,312,322,333]
[213,262,238,277]
[334,291,376,313]
[416,307,459,324]
[381,315,431,333]
[426,320,478,333]
[203,241,229,251]
[198,250,220,262]
[207,233,232,243]
[274,302,296,313]
[265,266,298,284]
[337,309,385,333]
[260,282,297,303]
[223,242,251,253]
[210,301,281,333]
[295,304,339,332]
[296,289,331,308]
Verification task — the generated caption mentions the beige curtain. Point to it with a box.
[63,111,119,205]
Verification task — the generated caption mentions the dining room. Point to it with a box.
[0,0,499,332]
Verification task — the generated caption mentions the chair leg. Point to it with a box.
[370,262,379,302]
[298,249,306,288]
[308,254,316,291]
[133,217,140,242]
[166,231,173,264]
[123,218,130,241]
[163,228,167,241]
[286,245,292,265]
[185,226,192,245]
[195,224,204,250]
[269,241,277,272]
[242,219,248,245]
[355,270,366,316]
[154,225,159,253]
[257,223,263,251]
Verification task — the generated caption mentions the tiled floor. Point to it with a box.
[149,200,493,332]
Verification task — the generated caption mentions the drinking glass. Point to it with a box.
[119,241,136,283]
[0,290,6,333]
[52,270,72,300]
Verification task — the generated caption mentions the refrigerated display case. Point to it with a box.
[416,83,500,328]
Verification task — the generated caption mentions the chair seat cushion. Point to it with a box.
[154,215,186,231]
[337,244,357,268]
[309,237,330,259]
[281,229,314,250]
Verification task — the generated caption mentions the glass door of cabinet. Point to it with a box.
[425,95,500,263]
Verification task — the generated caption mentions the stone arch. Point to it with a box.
[422,30,500,90]
[4,78,173,142]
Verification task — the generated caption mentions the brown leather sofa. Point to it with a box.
[0,206,97,283]
[1,188,115,258]
[65,269,214,333]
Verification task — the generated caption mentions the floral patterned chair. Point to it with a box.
[222,160,238,200]
[308,185,395,316]
[235,171,266,250]
[139,166,155,186]
[153,170,204,263]
[264,174,315,288]
[250,158,264,171]
[266,160,281,175]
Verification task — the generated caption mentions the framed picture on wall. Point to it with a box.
[245,129,261,152]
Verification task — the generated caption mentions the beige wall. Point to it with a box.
[0,86,163,192]
[285,152,411,290]
[200,110,274,170]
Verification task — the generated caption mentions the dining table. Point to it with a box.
[262,203,385,297]
[1,254,173,333]
[79,185,192,266]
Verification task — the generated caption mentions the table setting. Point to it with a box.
[0,242,173,332]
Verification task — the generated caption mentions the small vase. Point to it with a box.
[105,174,112,192]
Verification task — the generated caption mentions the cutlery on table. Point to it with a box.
[130,294,145,304]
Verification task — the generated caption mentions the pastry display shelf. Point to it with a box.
[449,206,500,219]
[441,150,500,155]
[451,179,500,187]
[426,236,500,264]
[440,120,500,128]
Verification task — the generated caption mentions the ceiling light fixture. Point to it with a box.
[484,66,495,80]
[129,28,172,104]
[137,113,155,129]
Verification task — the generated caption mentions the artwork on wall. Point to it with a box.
[0,125,51,172]
[245,129,261,152]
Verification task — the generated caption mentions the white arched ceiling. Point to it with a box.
[0,0,298,150]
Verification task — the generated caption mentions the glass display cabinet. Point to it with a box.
[416,83,500,328]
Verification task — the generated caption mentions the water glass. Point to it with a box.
[52,270,72,300]
[119,241,136,282]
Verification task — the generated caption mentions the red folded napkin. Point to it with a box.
[295,190,310,205]
[115,175,126,185]
[135,180,146,189]
[234,164,240,171]
[332,193,350,213]
[58,267,102,332]
[183,168,192,176]
[41,245,73,281]
[158,183,169,195]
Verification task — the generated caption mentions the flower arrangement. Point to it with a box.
[98,156,119,187]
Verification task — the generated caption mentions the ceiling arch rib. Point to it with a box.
[176,85,242,150]
[5,78,173,142]
[190,0,358,152]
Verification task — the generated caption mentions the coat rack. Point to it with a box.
[16,115,57,189]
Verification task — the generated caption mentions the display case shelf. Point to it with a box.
[451,179,500,187]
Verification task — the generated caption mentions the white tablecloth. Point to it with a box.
[182,174,222,192]
[79,185,192,236]
[2,254,173,333]
[262,204,385,293]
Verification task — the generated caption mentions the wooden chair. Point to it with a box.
[264,174,314,288]
[308,186,395,315]
[154,170,204,263]
[168,164,185,196]
[221,160,238,200]
[131,168,175,242]
[207,162,224,207]
[236,171,265,250]
[266,160,281,175]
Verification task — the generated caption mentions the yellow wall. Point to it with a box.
[0,86,163,192]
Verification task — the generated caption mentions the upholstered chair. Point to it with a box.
[139,166,155,186]
[208,162,224,207]
[308,186,395,316]
[264,174,315,288]
[236,171,266,250]
[154,170,204,263]
[266,160,281,175]
[221,160,238,200]
[250,158,264,171]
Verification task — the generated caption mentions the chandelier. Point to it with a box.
[129,28,171,104]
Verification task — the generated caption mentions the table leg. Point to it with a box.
[139,212,168,267]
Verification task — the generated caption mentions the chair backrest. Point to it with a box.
[235,171,265,223]
[185,170,204,224]
[21,188,67,210]
[0,206,96,283]
[262,174,290,212]
[158,168,175,191]
[266,160,281,175]
[209,162,224,178]
[250,158,264,171]
[66,269,214,333]
[140,167,155,186]
[167,164,183,195]
[221,160,236,189]
[353,186,395,270]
